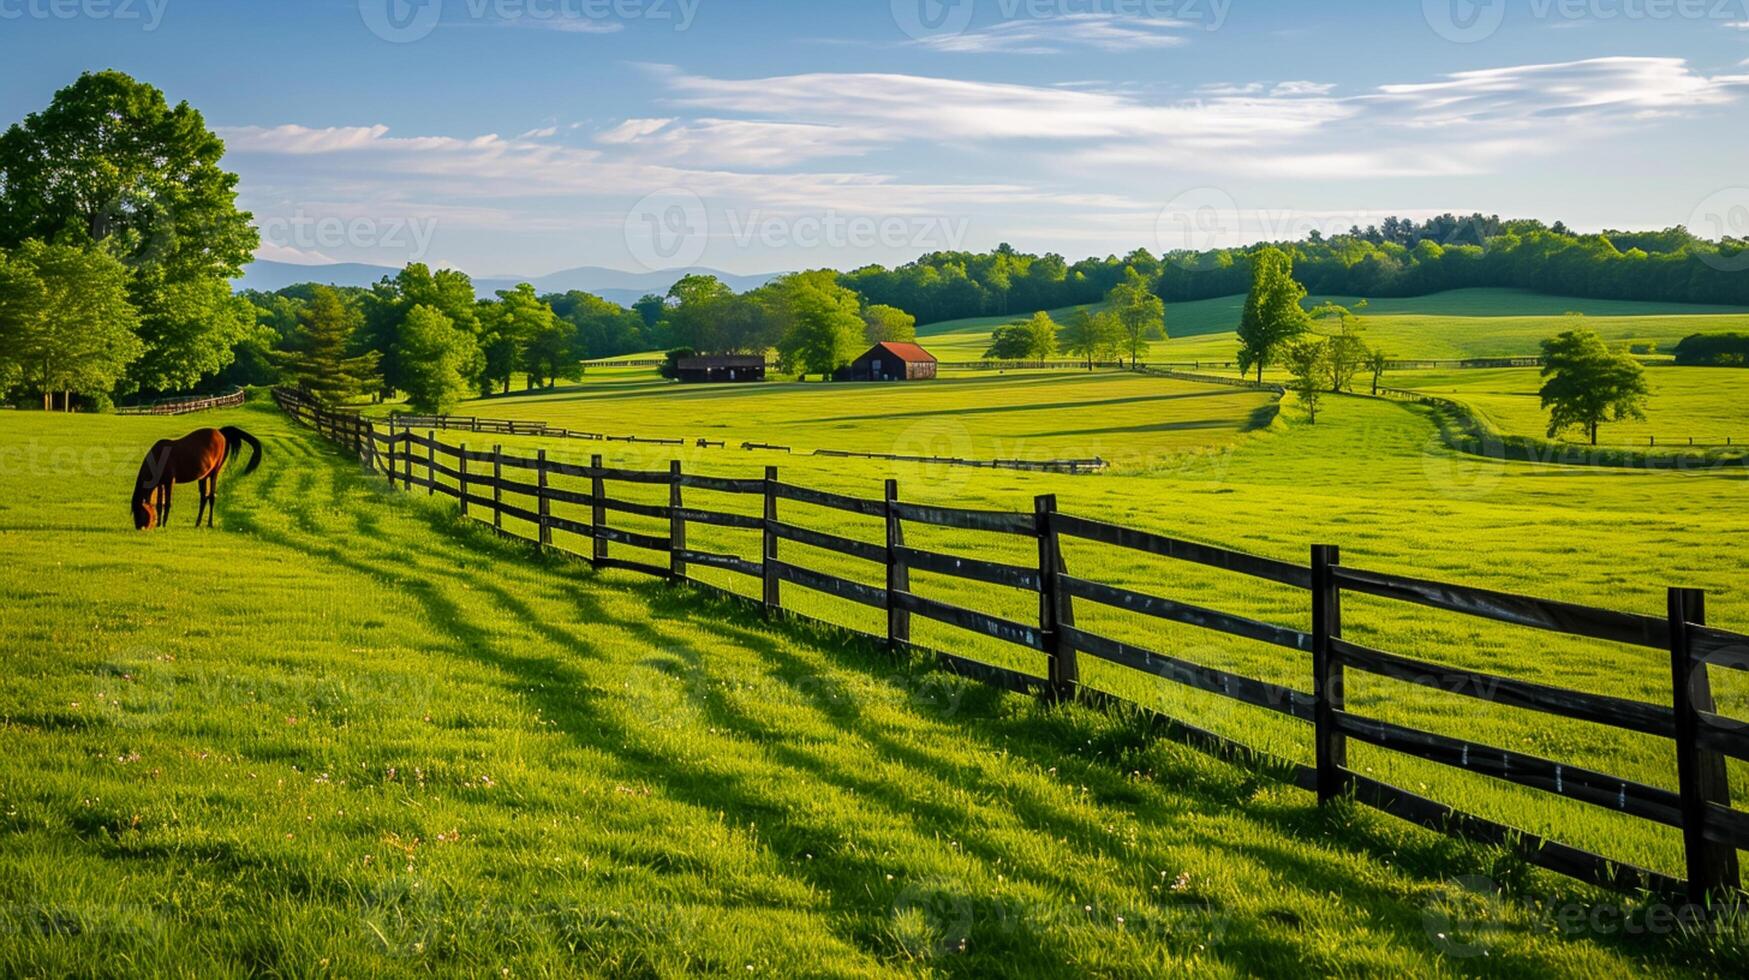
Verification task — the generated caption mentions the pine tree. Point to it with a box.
[276,285,378,403]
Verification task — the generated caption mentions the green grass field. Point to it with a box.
[461,370,1280,471]
[424,361,1749,896]
[912,289,1749,365]
[12,404,1740,974]
[1393,365,1748,449]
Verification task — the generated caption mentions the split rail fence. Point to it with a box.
[274,386,1749,906]
[118,386,245,416]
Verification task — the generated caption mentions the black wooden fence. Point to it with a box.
[273,386,1749,906]
[117,386,246,416]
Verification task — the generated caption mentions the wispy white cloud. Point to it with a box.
[222,56,1749,270]
[1271,80,1336,97]
[913,13,1191,54]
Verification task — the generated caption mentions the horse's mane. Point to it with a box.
[134,440,172,501]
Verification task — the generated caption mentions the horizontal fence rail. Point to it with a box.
[118,386,245,416]
[272,386,1748,907]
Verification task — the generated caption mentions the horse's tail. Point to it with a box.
[221,426,263,475]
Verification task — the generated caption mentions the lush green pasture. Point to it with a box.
[916,289,1749,366]
[461,370,1281,471]
[7,407,1727,975]
[1394,365,1749,448]
[429,366,1749,892]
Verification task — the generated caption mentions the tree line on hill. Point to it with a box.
[1230,246,1654,444]
[843,219,1749,328]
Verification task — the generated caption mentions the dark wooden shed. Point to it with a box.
[840,342,938,382]
[675,355,766,383]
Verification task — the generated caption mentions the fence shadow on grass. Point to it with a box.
[254,399,1740,970]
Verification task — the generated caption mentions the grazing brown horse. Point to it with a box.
[132,426,262,530]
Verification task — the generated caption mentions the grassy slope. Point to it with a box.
[2,406,1717,975]
[1393,365,1749,447]
[914,289,1749,364]
[438,369,1749,887]
[461,370,1279,470]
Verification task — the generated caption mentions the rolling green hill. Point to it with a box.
[918,289,1749,365]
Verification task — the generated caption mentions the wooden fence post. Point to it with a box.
[458,444,469,518]
[370,420,383,476]
[492,445,503,534]
[1035,494,1077,700]
[1669,587,1740,906]
[1311,544,1346,804]
[669,460,686,582]
[762,466,780,614]
[885,479,909,652]
[426,433,436,496]
[536,449,551,554]
[590,454,606,565]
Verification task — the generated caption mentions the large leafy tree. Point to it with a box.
[549,290,648,359]
[0,71,258,392]
[862,304,916,344]
[1538,329,1650,445]
[984,311,1058,360]
[1058,307,1121,370]
[1105,268,1165,367]
[772,271,864,379]
[398,304,478,414]
[275,285,379,403]
[478,283,557,394]
[0,241,142,410]
[360,263,482,399]
[1237,246,1309,382]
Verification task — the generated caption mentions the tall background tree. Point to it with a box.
[397,304,478,413]
[1105,269,1165,367]
[0,241,142,410]
[1538,329,1650,445]
[477,283,556,394]
[861,304,916,344]
[1058,308,1121,370]
[1237,247,1309,382]
[0,70,258,395]
[771,271,864,379]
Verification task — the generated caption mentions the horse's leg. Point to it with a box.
[159,482,172,527]
[205,475,217,528]
[195,479,208,528]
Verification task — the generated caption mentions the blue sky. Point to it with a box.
[3,0,1749,276]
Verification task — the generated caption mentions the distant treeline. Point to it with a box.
[840,217,1749,327]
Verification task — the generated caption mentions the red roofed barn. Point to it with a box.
[839,342,938,382]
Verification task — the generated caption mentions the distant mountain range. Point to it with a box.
[233,260,785,307]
